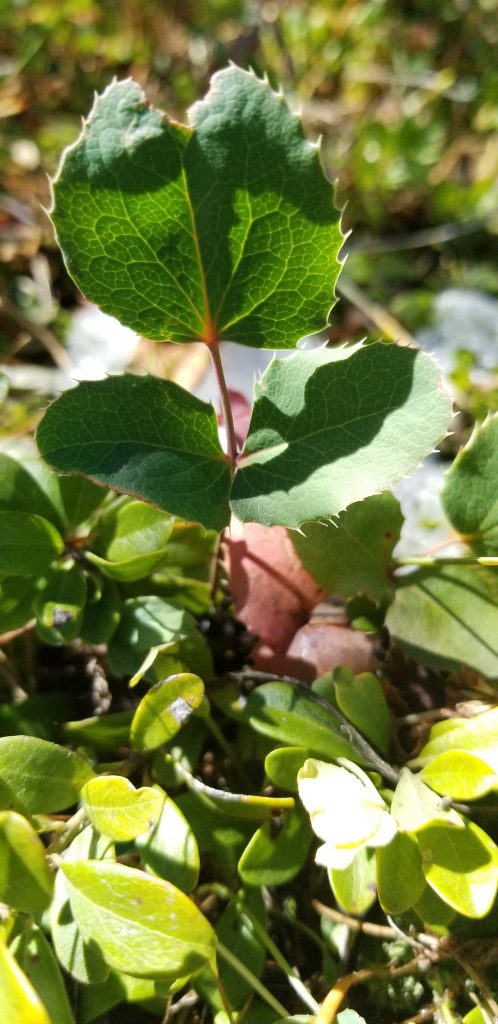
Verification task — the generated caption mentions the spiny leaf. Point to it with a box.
[442,413,498,554]
[231,343,452,528]
[51,69,342,348]
[36,375,231,532]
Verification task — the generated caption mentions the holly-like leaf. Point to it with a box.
[442,414,498,554]
[292,492,403,603]
[62,860,216,979]
[50,69,342,349]
[231,343,451,528]
[386,565,498,680]
[36,375,231,532]
[81,777,164,842]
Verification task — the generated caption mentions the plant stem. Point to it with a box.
[209,340,239,467]
[395,555,498,568]
[216,940,290,1019]
[238,899,320,1013]
[46,806,88,855]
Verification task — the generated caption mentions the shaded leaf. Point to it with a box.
[231,343,451,528]
[37,375,231,532]
[51,70,342,349]
[87,500,174,581]
[62,860,216,979]
[238,805,311,886]
[330,846,377,915]
[386,565,498,679]
[376,831,425,913]
[0,512,63,577]
[333,673,391,755]
[442,414,498,554]
[136,796,200,892]
[292,492,402,602]
[9,920,75,1024]
[34,561,87,644]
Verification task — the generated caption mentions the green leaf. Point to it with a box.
[0,941,52,1024]
[386,565,498,679]
[131,673,205,752]
[0,577,35,633]
[264,747,313,792]
[0,811,53,916]
[37,375,231,532]
[329,846,377,915]
[391,768,463,833]
[9,920,75,1024]
[62,860,216,979]
[34,561,87,644]
[195,891,266,1014]
[87,500,174,581]
[81,776,164,841]
[0,512,63,577]
[243,682,367,763]
[375,832,425,913]
[416,820,498,918]
[78,970,160,1024]
[231,343,451,528]
[411,708,498,772]
[414,884,456,928]
[333,673,391,755]
[462,1008,490,1024]
[0,373,9,406]
[80,577,121,645]
[64,710,132,752]
[238,805,311,886]
[107,595,205,676]
[292,493,402,602]
[0,736,94,814]
[136,796,200,891]
[51,827,113,985]
[176,791,254,867]
[420,750,498,801]
[0,455,104,534]
[51,69,342,349]
[442,414,498,554]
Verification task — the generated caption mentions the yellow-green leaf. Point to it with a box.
[81,777,164,841]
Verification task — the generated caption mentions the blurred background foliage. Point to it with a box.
[0,0,497,430]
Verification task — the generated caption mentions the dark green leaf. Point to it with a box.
[37,375,231,532]
[87,499,174,581]
[293,492,402,602]
[386,565,498,679]
[442,414,498,554]
[80,577,121,644]
[334,673,391,755]
[34,561,87,644]
[51,70,342,348]
[231,344,452,527]
[0,511,63,577]
[0,577,35,634]
[238,806,312,886]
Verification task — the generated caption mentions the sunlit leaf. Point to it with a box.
[0,736,94,814]
[417,820,498,918]
[82,777,164,841]
[131,673,205,751]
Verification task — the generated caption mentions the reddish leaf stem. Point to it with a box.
[209,340,238,468]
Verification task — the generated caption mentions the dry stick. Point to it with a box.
[312,900,397,940]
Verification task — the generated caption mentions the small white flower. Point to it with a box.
[297,758,397,869]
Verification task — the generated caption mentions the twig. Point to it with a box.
[312,900,397,940]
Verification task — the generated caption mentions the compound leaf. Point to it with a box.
[231,343,451,528]
[51,69,342,349]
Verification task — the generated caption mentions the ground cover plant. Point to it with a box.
[0,60,498,1024]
